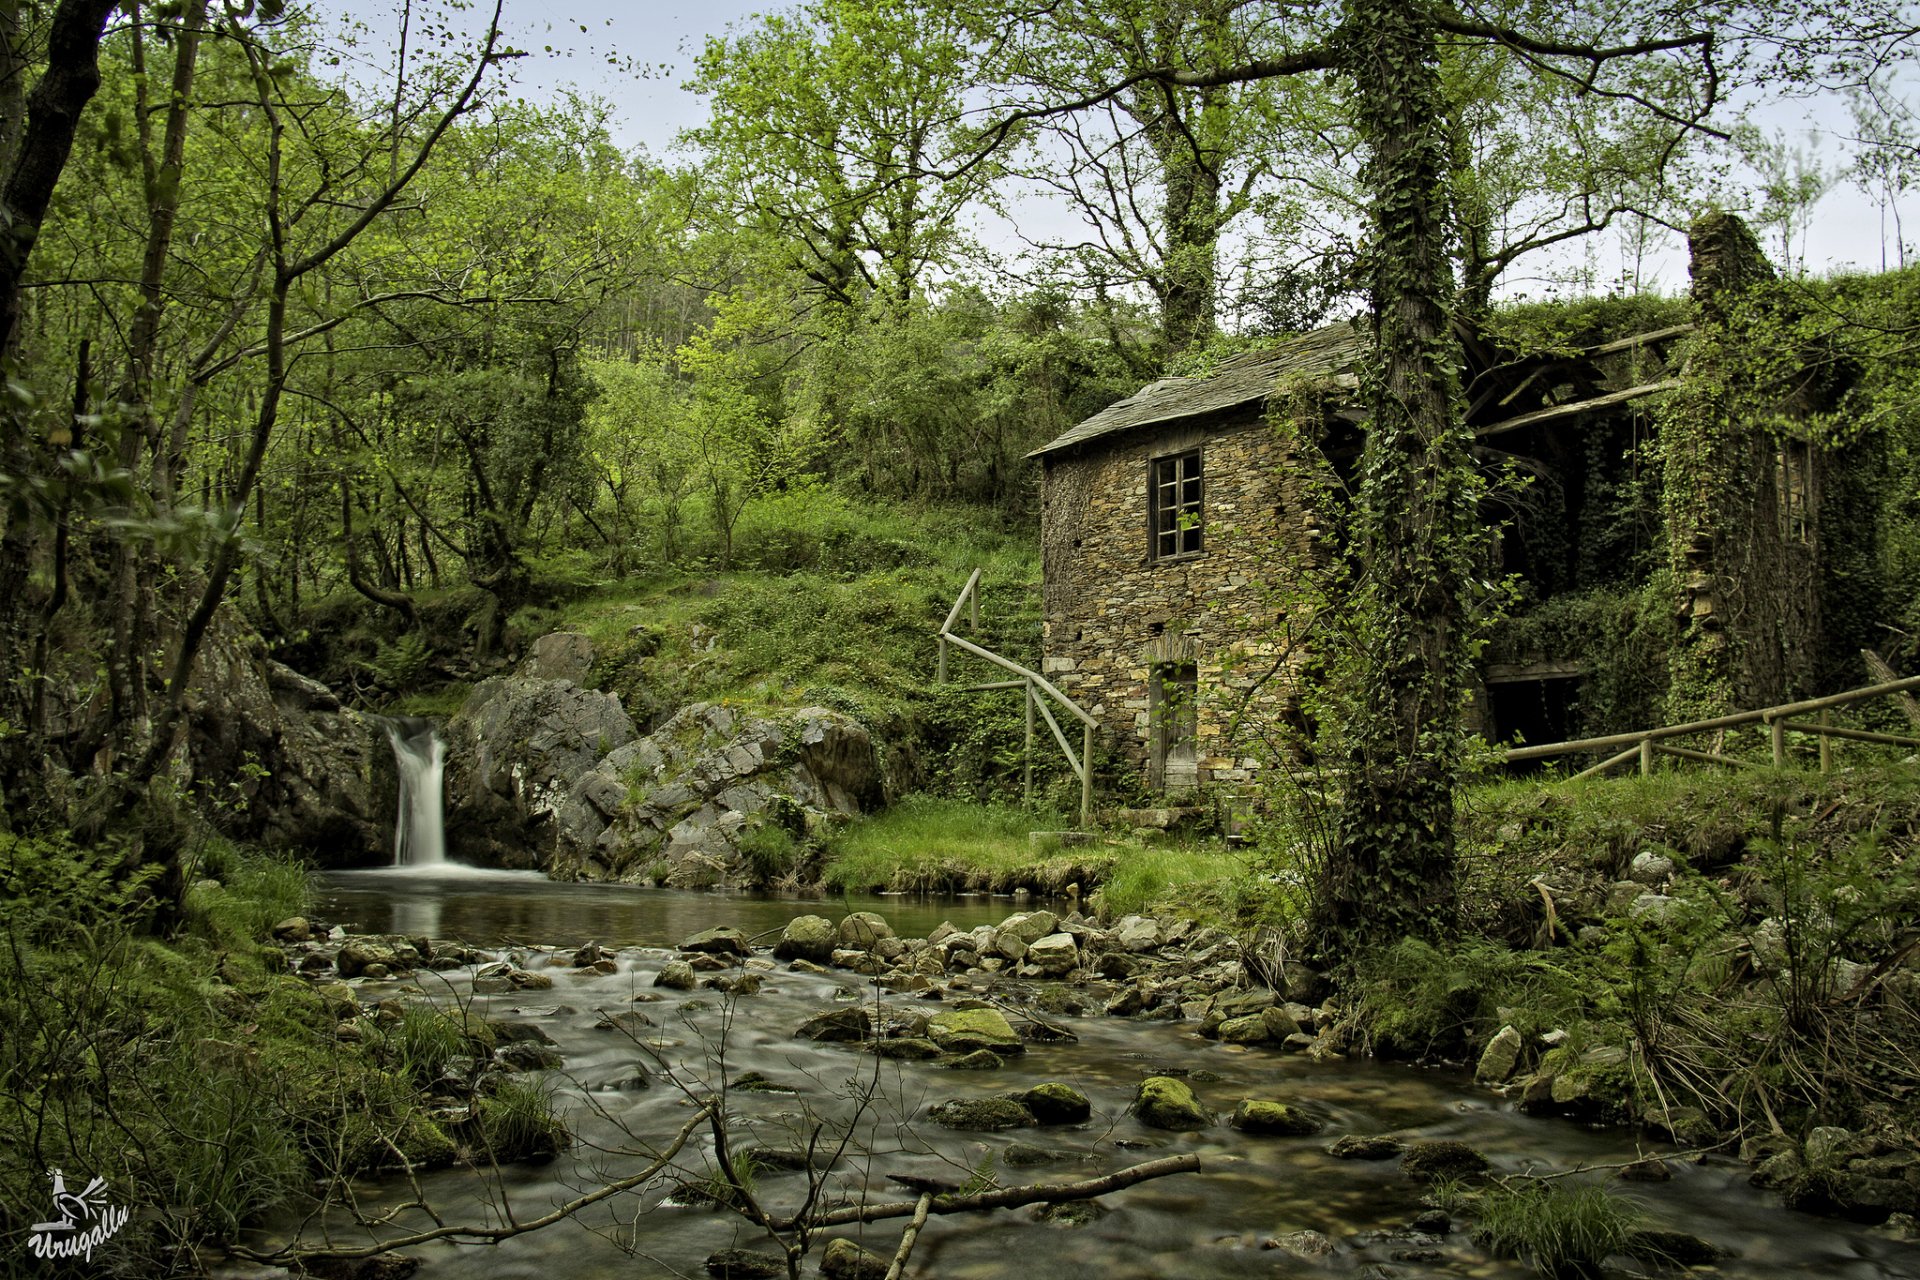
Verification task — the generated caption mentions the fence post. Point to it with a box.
[1771,714,1786,768]
[1080,720,1094,828]
[1639,735,1653,776]
[970,582,979,633]
[1819,710,1832,774]
[1024,680,1035,806]
[937,637,946,685]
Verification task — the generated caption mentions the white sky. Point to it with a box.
[329,0,1919,304]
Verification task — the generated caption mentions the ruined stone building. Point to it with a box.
[1031,215,1862,794]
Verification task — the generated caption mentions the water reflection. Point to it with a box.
[318,868,1016,947]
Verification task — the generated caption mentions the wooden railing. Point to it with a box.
[936,568,1097,826]
[1505,673,1920,780]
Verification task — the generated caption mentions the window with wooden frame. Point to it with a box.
[1150,448,1203,560]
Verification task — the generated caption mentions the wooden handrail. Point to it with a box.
[935,569,1098,824]
[1505,674,1920,761]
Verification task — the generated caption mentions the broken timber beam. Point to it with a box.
[1476,378,1685,439]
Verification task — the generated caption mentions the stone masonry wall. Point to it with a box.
[1040,410,1305,790]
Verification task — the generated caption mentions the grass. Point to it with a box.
[1474,1182,1641,1279]
[820,795,1250,911]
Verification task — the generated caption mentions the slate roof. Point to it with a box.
[1028,320,1369,460]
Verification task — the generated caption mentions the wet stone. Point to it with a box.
[927,1097,1037,1130]
[705,1248,785,1279]
[1329,1134,1403,1160]
[679,926,751,956]
[1133,1076,1210,1131]
[1230,1099,1321,1137]
[653,961,697,991]
[944,1050,1003,1070]
[1401,1140,1489,1180]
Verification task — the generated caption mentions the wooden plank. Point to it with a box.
[940,631,1098,727]
[941,568,981,636]
[962,679,1027,692]
[1568,745,1642,781]
[1486,659,1585,684]
[1655,743,1765,769]
[1778,721,1920,749]
[1032,690,1082,779]
[1475,378,1684,439]
[1506,674,1920,761]
[1586,322,1694,357]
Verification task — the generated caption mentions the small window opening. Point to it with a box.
[1150,449,1203,559]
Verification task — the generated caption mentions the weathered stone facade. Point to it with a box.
[1040,412,1302,791]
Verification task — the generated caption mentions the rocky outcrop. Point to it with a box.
[550,700,884,887]
[444,633,638,868]
[186,614,392,865]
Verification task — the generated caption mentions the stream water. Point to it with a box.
[303,872,1920,1279]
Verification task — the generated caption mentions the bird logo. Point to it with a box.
[27,1169,128,1261]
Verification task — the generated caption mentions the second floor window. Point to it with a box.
[1151,448,1203,559]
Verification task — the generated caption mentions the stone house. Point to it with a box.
[1031,215,1852,795]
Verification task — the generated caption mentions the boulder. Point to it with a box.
[999,910,1059,945]
[1114,915,1162,952]
[927,1007,1022,1055]
[1217,1015,1272,1045]
[338,939,405,978]
[704,1248,785,1279]
[927,1097,1037,1131]
[1025,933,1079,975]
[867,1037,942,1060]
[518,631,595,683]
[1267,1230,1336,1260]
[1133,1076,1210,1131]
[1401,1141,1489,1179]
[837,911,895,949]
[944,1050,1003,1070]
[1230,1100,1321,1136]
[1475,1025,1524,1084]
[680,926,751,957]
[551,702,884,887]
[1328,1135,1404,1160]
[795,1007,873,1042]
[653,961,697,991]
[1628,849,1675,884]
[446,657,638,868]
[773,915,836,963]
[820,1237,889,1280]
[182,615,391,865]
[273,916,313,942]
[1018,1083,1092,1124]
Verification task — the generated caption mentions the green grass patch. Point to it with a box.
[1474,1181,1641,1279]
[1094,844,1249,917]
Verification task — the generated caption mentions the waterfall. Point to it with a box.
[382,717,448,867]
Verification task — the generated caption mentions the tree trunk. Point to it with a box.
[1317,0,1474,948]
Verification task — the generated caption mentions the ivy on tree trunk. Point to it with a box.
[1315,0,1480,947]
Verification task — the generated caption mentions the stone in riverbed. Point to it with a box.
[867,1037,941,1060]
[836,911,894,949]
[1018,1083,1092,1124]
[592,1010,656,1034]
[1025,933,1079,975]
[1401,1140,1489,1180]
[944,1050,1003,1070]
[679,926,751,957]
[1217,1014,1272,1045]
[821,1237,889,1280]
[1625,1229,1728,1265]
[999,910,1059,945]
[705,1247,785,1278]
[653,960,697,991]
[273,916,312,942]
[795,1006,873,1042]
[772,914,835,962]
[1265,1230,1336,1259]
[1230,1099,1321,1136]
[927,1006,1022,1055]
[927,1097,1037,1131]
[1328,1134,1404,1160]
[1133,1076,1210,1130]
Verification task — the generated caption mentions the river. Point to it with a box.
[299,869,1920,1279]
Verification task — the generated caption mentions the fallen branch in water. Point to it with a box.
[765,1152,1202,1232]
[883,1192,934,1280]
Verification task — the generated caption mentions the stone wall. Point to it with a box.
[1040,411,1307,790]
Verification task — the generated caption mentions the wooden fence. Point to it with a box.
[1505,673,1920,780]
[936,568,1097,825]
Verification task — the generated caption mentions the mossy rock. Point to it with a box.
[1217,1014,1273,1045]
[944,1050,1003,1070]
[1328,1134,1404,1160]
[927,1006,1023,1055]
[821,1236,889,1280]
[1401,1140,1490,1180]
[1133,1076,1210,1131]
[1230,1099,1321,1137]
[867,1037,941,1060]
[1018,1083,1092,1124]
[927,1097,1037,1131]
